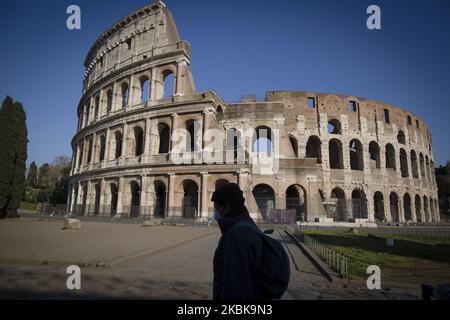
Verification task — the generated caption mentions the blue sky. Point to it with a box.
[0,0,449,166]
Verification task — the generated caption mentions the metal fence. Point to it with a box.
[303,234,349,278]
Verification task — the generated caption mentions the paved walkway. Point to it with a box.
[0,219,420,299]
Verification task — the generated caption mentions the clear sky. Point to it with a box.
[0,0,449,167]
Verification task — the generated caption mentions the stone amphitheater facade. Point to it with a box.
[68,1,440,224]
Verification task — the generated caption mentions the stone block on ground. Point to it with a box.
[62,219,81,230]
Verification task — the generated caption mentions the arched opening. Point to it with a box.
[158,123,170,154]
[99,135,106,162]
[289,135,298,158]
[369,141,380,169]
[385,144,396,170]
[252,184,275,220]
[306,135,322,164]
[163,69,175,98]
[182,180,199,219]
[349,139,364,171]
[400,148,409,177]
[420,153,425,179]
[186,119,200,152]
[286,185,307,221]
[374,192,385,222]
[217,106,223,114]
[327,119,342,134]
[425,156,430,182]
[140,77,150,103]
[114,131,123,159]
[411,150,418,178]
[351,189,368,219]
[423,196,429,222]
[133,126,144,157]
[110,183,118,216]
[430,198,436,222]
[154,181,166,218]
[329,138,343,169]
[253,126,273,153]
[390,192,399,222]
[94,184,101,215]
[106,89,113,113]
[415,195,422,222]
[330,188,347,221]
[94,95,100,119]
[397,130,406,145]
[121,82,129,108]
[130,181,141,218]
[227,128,243,161]
[404,193,412,221]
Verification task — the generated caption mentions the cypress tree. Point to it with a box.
[27,161,38,188]
[0,96,28,219]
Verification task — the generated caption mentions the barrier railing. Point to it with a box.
[303,234,349,278]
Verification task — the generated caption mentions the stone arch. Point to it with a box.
[286,184,307,221]
[113,131,123,159]
[369,141,381,169]
[385,143,396,170]
[226,128,243,161]
[403,193,412,221]
[181,179,199,219]
[329,138,343,169]
[373,191,385,222]
[162,69,175,98]
[139,76,151,103]
[186,119,201,152]
[306,135,322,164]
[132,126,144,157]
[98,135,106,162]
[158,122,170,154]
[330,188,347,221]
[154,180,166,218]
[106,88,114,113]
[92,183,101,215]
[425,156,430,182]
[108,183,118,216]
[217,105,223,114]
[397,130,406,145]
[349,139,364,171]
[121,81,129,108]
[430,197,436,222]
[420,153,425,179]
[252,184,275,220]
[400,148,409,177]
[411,150,419,178]
[327,119,342,134]
[415,194,422,222]
[390,192,399,222]
[351,189,368,219]
[253,126,273,153]
[289,135,299,158]
[129,180,141,218]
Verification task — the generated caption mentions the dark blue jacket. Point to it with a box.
[213,210,264,300]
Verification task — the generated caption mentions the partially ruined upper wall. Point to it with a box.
[82,1,183,92]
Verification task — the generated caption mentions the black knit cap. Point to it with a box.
[211,183,245,208]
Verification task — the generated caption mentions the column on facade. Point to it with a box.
[174,59,184,96]
[200,172,209,220]
[170,113,179,153]
[139,175,148,216]
[99,179,106,216]
[150,68,157,102]
[366,190,375,222]
[142,118,152,162]
[103,127,111,165]
[90,132,97,169]
[121,123,129,161]
[167,173,175,218]
[84,181,92,215]
[116,177,125,216]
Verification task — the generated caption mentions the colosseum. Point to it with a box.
[68,1,440,225]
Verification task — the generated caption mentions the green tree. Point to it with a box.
[37,163,50,188]
[0,96,28,219]
[27,161,38,188]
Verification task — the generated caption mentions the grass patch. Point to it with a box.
[300,229,450,280]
